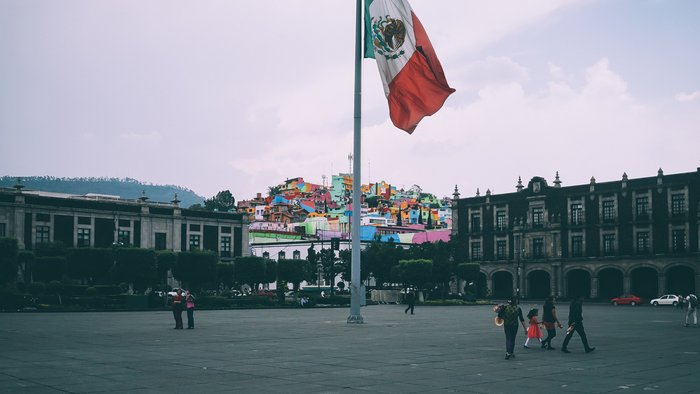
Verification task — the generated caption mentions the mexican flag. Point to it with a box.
[365,0,455,134]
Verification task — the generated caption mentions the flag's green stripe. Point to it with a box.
[364,0,375,58]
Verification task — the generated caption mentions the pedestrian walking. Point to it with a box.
[404,288,416,315]
[185,290,196,329]
[523,308,542,348]
[561,297,595,353]
[499,297,527,360]
[685,294,698,327]
[541,296,563,350]
[171,288,184,329]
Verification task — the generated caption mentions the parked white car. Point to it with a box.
[650,294,679,306]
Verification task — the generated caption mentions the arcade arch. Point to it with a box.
[597,267,624,299]
[630,266,658,299]
[527,270,551,299]
[566,269,591,298]
[492,271,513,298]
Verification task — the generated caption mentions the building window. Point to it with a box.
[77,228,91,248]
[532,238,544,258]
[293,250,301,260]
[570,203,583,225]
[571,235,583,257]
[0,223,5,237]
[220,236,231,258]
[496,240,507,260]
[262,251,270,259]
[77,216,91,225]
[221,226,232,234]
[636,231,650,253]
[118,219,130,228]
[36,213,50,222]
[496,211,507,231]
[278,251,286,260]
[155,233,167,250]
[36,225,50,244]
[118,230,130,245]
[602,200,615,221]
[671,194,685,215]
[672,230,686,253]
[471,213,481,232]
[470,242,482,261]
[603,234,616,256]
[189,234,200,250]
[532,207,544,228]
[635,196,649,218]
[189,224,201,232]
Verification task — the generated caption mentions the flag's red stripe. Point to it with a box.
[387,11,455,134]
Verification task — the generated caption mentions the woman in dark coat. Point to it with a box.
[541,296,563,349]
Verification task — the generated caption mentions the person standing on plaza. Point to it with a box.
[404,288,416,315]
[185,290,196,329]
[541,296,563,350]
[561,297,595,353]
[171,288,184,329]
[500,296,527,360]
[523,308,542,348]
[685,294,698,327]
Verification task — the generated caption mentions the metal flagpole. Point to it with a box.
[347,0,364,324]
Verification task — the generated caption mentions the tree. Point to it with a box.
[204,190,236,212]
[267,185,281,197]
[233,256,266,291]
[264,259,277,289]
[398,259,433,290]
[361,241,403,288]
[17,251,35,284]
[216,263,235,289]
[277,259,307,292]
[33,256,66,282]
[112,248,157,293]
[456,263,481,295]
[365,195,380,208]
[156,251,177,286]
[66,248,113,284]
[0,238,19,284]
[173,251,217,292]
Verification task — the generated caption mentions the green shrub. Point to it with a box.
[62,284,88,296]
[93,285,122,295]
[28,281,46,295]
[33,256,66,282]
[84,287,97,296]
[47,280,63,294]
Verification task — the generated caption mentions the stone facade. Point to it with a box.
[452,169,700,299]
[0,186,249,260]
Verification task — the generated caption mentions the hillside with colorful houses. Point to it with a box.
[236,174,452,245]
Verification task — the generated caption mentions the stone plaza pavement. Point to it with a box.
[1,303,699,393]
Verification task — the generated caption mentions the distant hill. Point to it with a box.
[0,176,205,208]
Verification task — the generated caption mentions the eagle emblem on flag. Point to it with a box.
[370,15,406,60]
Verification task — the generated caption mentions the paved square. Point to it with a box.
[2,303,699,393]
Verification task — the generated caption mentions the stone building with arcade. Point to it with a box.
[451,168,700,300]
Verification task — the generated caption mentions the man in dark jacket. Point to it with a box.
[561,297,595,353]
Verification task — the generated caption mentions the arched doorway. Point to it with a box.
[666,266,695,295]
[567,269,591,298]
[476,272,488,298]
[630,267,658,299]
[493,271,513,299]
[598,268,624,299]
[527,270,551,299]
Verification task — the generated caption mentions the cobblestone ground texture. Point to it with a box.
[1,304,699,393]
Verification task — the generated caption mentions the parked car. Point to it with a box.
[610,294,641,306]
[650,294,679,306]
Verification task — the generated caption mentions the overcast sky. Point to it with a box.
[1,0,699,201]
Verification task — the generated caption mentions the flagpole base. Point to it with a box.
[347,314,364,324]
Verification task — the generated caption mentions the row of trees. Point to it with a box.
[1,236,480,298]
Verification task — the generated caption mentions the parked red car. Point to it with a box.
[610,294,642,306]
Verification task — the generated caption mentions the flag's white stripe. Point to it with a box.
[368,0,417,96]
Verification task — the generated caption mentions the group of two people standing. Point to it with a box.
[500,295,595,360]
[171,288,196,329]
